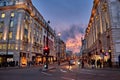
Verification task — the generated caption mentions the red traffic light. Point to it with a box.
[43,47,49,55]
[44,47,48,50]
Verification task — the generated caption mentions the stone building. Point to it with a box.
[55,34,66,63]
[83,0,120,67]
[0,0,56,67]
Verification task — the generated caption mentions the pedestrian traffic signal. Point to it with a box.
[43,47,49,55]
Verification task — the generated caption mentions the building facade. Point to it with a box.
[56,35,66,63]
[0,0,56,67]
[83,0,120,67]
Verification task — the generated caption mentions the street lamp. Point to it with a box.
[108,49,112,67]
[57,32,61,65]
[43,21,50,69]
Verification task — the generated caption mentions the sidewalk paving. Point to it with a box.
[96,67,120,71]
[0,62,68,71]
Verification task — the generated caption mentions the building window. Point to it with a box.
[0,32,2,40]
[11,44,15,50]
[37,31,38,36]
[8,44,11,49]
[1,13,5,18]
[0,21,4,28]
[44,30,46,34]
[2,44,6,50]
[9,32,12,39]
[10,20,14,27]
[11,12,14,17]
[4,1,6,6]
[34,29,36,34]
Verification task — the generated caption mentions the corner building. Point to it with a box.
[84,0,120,67]
[0,0,56,67]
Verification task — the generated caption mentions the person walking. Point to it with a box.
[68,60,71,70]
[81,60,84,68]
[118,55,120,67]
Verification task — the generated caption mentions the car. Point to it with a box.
[70,60,76,65]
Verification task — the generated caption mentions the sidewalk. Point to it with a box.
[96,67,120,71]
[0,62,67,70]
[0,64,44,70]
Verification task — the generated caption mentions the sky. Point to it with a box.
[32,0,93,53]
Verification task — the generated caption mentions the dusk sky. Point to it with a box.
[32,0,93,53]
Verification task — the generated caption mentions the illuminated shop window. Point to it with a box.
[1,13,5,18]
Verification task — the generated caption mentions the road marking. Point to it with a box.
[41,72,52,76]
[61,77,75,80]
[79,71,105,76]
[60,69,67,73]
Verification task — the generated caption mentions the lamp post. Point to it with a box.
[43,21,50,69]
[108,49,112,67]
[57,32,61,65]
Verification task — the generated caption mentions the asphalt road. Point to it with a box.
[0,63,120,80]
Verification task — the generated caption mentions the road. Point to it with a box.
[0,63,120,80]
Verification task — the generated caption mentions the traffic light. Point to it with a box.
[43,47,49,55]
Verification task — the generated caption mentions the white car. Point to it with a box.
[70,60,76,65]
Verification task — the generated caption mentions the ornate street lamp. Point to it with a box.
[43,21,50,69]
[57,32,61,65]
[108,49,112,67]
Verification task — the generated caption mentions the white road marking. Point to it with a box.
[41,72,52,76]
[61,77,75,80]
[60,69,67,73]
[79,71,105,76]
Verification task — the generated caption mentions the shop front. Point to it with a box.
[20,52,27,67]
[0,54,13,67]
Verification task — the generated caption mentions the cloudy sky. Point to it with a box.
[32,0,93,53]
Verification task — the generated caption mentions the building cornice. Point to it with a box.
[85,0,100,37]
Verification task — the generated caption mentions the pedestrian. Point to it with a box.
[81,60,84,68]
[68,60,71,69]
[91,59,95,69]
[97,59,100,68]
[78,60,81,68]
[118,55,120,67]
[16,61,18,66]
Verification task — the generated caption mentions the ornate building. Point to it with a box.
[83,0,120,67]
[0,0,56,67]
[56,34,66,64]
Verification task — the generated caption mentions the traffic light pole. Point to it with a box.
[44,21,50,69]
